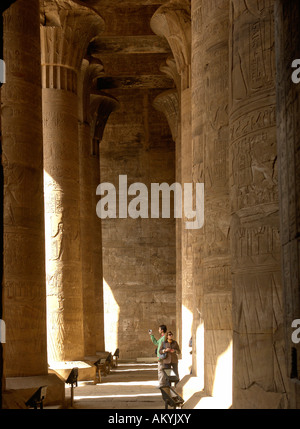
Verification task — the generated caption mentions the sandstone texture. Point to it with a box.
[1,0,300,410]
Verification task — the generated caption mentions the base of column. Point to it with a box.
[176,374,232,409]
[3,374,65,409]
[49,361,96,383]
[233,385,287,409]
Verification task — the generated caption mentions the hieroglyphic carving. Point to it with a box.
[78,56,120,355]
[191,0,231,395]
[2,0,48,377]
[274,0,300,406]
[99,87,176,358]
[229,0,286,408]
[230,0,275,110]
[41,0,105,362]
[78,59,114,356]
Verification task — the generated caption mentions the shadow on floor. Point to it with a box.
[65,362,166,409]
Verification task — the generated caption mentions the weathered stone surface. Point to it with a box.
[5,374,65,408]
[191,0,232,400]
[78,59,106,357]
[90,35,171,54]
[153,89,179,141]
[151,0,193,377]
[41,0,104,362]
[2,0,48,377]
[1,0,300,410]
[275,0,300,409]
[229,0,287,408]
[99,88,176,359]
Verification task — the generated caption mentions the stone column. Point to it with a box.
[229,0,287,408]
[157,58,182,347]
[191,0,232,401]
[274,0,300,409]
[40,0,104,363]
[78,59,104,357]
[153,86,182,345]
[91,92,119,352]
[153,90,179,146]
[151,0,193,376]
[1,0,48,377]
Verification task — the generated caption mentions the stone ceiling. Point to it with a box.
[81,0,174,91]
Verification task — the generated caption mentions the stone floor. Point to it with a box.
[64,362,166,409]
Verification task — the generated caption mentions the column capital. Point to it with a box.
[89,92,120,156]
[78,57,104,122]
[150,0,191,88]
[160,56,181,93]
[90,92,120,139]
[40,0,105,92]
[153,89,179,142]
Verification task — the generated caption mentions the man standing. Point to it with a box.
[149,324,167,388]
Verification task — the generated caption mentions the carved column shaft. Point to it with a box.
[275,0,300,408]
[41,1,104,362]
[43,87,84,362]
[153,88,182,348]
[191,0,232,398]
[1,0,47,376]
[91,137,105,353]
[180,85,193,370]
[78,60,104,357]
[78,120,96,356]
[229,0,287,408]
[151,0,193,374]
[91,93,119,352]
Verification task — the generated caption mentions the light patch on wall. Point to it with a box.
[212,340,232,408]
[0,319,6,343]
[195,319,204,388]
[0,59,5,84]
[103,278,120,353]
[179,305,193,376]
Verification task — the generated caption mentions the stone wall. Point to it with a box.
[99,89,176,359]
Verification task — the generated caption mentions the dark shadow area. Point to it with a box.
[0,0,18,410]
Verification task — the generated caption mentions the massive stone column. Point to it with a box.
[78,58,119,356]
[151,0,193,376]
[229,0,287,408]
[78,59,104,357]
[274,0,300,409]
[40,0,104,363]
[153,84,182,346]
[191,0,232,402]
[89,93,120,353]
[156,57,182,348]
[1,0,48,377]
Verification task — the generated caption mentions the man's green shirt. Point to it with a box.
[150,334,166,360]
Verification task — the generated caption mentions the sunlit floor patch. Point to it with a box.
[74,393,161,400]
[64,361,166,409]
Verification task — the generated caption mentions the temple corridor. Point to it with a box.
[1,0,300,410]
